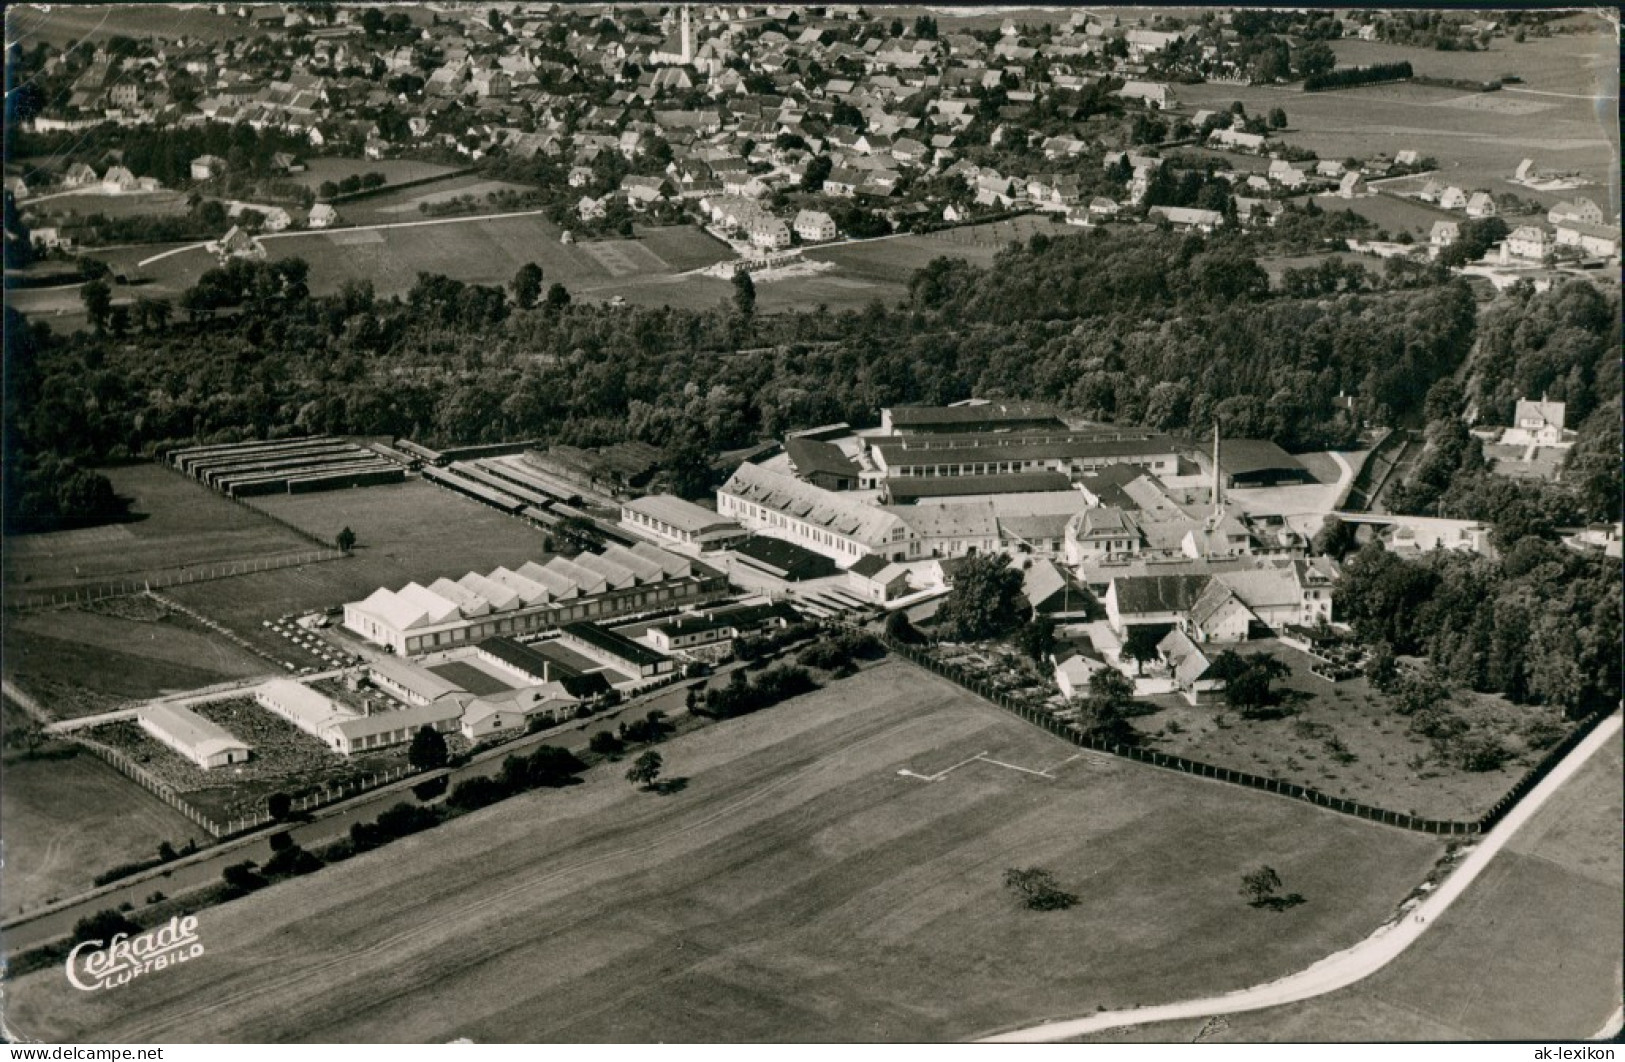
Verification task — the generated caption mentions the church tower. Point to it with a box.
[681,5,693,65]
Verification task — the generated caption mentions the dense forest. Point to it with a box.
[2,225,1613,537]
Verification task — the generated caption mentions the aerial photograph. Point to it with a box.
[0,1,1619,1049]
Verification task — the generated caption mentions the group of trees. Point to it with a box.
[796,629,886,675]
[446,744,588,812]
[1339,538,1619,715]
[696,665,818,720]
[1303,60,1414,91]
[0,218,1596,539]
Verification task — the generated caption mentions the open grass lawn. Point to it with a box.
[248,477,556,591]
[3,464,316,593]
[4,662,1442,1043]
[1133,641,1564,821]
[2,600,269,720]
[1078,730,1622,1043]
[0,747,200,918]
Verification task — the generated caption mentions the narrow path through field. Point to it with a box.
[977,712,1621,1042]
[136,207,557,268]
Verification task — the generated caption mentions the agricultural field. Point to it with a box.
[1077,731,1623,1043]
[2,463,317,594]
[4,3,249,45]
[1301,192,1459,240]
[3,662,1443,1043]
[3,596,269,720]
[0,745,200,918]
[1177,29,1618,217]
[1131,641,1571,821]
[24,189,190,220]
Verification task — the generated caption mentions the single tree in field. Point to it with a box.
[1241,865,1282,907]
[1003,866,1078,911]
[408,725,449,771]
[336,525,357,552]
[81,278,113,332]
[512,262,544,309]
[626,750,663,789]
[731,269,756,317]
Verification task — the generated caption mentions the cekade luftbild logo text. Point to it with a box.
[66,915,205,992]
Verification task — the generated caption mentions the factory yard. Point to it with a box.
[4,662,1441,1044]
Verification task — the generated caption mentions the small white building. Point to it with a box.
[1502,225,1548,261]
[794,209,837,242]
[140,702,251,769]
[1505,397,1568,447]
[307,203,338,228]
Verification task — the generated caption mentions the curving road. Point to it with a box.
[979,712,1622,1043]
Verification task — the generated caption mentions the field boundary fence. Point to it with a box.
[215,764,417,838]
[73,738,226,838]
[865,627,1614,838]
[8,548,346,611]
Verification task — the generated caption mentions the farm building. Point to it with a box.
[139,703,251,769]
[619,494,745,550]
[343,541,725,655]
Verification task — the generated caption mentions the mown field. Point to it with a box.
[1133,641,1567,821]
[1077,729,1623,1043]
[3,463,316,593]
[4,662,1443,1043]
[0,746,201,918]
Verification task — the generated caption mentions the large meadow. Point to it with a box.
[4,663,1444,1043]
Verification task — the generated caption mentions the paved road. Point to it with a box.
[979,712,1622,1043]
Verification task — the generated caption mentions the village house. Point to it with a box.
[793,209,838,242]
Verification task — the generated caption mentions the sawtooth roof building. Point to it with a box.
[343,541,725,655]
